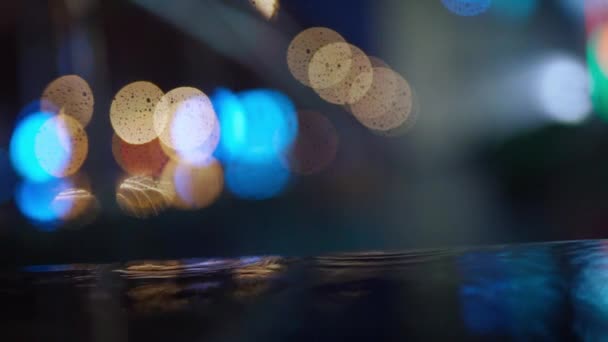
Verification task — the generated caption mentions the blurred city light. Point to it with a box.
[350,67,414,131]
[287,27,417,135]
[282,110,339,175]
[441,0,491,17]
[248,0,279,20]
[212,88,247,162]
[110,81,164,145]
[587,23,608,123]
[112,134,168,177]
[10,111,56,182]
[168,118,220,167]
[287,27,346,87]
[585,0,608,35]
[172,158,224,210]
[41,75,94,127]
[313,44,373,105]
[15,178,74,228]
[308,42,354,91]
[213,88,297,164]
[536,54,591,124]
[225,157,290,200]
[35,114,88,178]
[211,88,296,200]
[154,87,217,154]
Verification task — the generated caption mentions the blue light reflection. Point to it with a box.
[459,250,562,339]
[225,157,290,200]
[15,178,73,230]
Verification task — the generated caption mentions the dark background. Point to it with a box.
[0,0,602,265]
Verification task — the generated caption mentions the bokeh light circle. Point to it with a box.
[172,158,224,210]
[287,27,345,87]
[15,178,74,227]
[282,110,339,175]
[154,87,218,153]
[236,89,298,163]
[536,55,591,124]
[212,88,247,162]
[249,0,279,20]
[371,87,421,137]
[10,111,55,182]
[112,134,169,177]
[41,75,94,127]
[225,158,290,200]
[110,81,164,145]
[35,114,88,178]
[441,0,492,17]
[308,42,353,91]
[314,44,373,105]
[161,117,220,167]
[350,67,414,131]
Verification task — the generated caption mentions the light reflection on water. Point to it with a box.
[4,241,608,340]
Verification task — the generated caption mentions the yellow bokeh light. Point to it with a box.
[249,0,280,20]
[110,81,164,145]
[153,87,218,153]
[112,134,169,177]
[160,159,223,210]
[350,67,414,132]
[313,44,373,105]
[159,116,220,167]
[308,42,353,91]
[287,27,345,87]
[35,114,88,178]
[41,75,94,127]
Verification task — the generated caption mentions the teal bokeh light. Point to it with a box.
[10,111,55,182]
[15,178,73,229]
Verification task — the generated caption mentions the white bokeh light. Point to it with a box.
[536,55,591,124]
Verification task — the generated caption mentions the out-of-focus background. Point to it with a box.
[0,0,601,265]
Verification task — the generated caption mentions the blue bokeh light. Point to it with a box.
[15,178,73,229]
[441,0,492,17]
[212,88,296,200]
[212,88,297,164]
[10,111,55,182]
[225,158,290,200]
[34,116,73,177]
[213,88,247,162]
